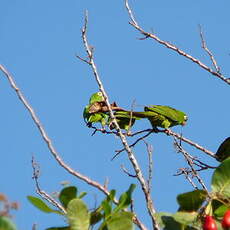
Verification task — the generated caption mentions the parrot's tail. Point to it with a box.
[114,110,155,119]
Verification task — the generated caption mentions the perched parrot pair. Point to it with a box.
[83,92,188,131]
[83,92,230,163]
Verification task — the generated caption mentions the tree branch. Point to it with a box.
[163,129,216,159]
[78,11,159,230]
[125,0,230,85]
[174,140,208,191]
[0,64,111,199]
[31,156,66,214]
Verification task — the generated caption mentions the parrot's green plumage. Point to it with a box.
[89,92,105,105]
[109,111,140,131]
[113,105,187,129]
[144,105,187,129]
[215,137,230,162]
[83,105,108,127]
[83,92,108,128]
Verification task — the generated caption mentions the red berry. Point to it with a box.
[222,210,230,229]
[203,215,217,230]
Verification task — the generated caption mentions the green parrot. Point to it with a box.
[83,92,108,127]
[109,111,140,131]
[83,105,108,127]
[143,105,188,129]
[114,105,187,129]
[215,137,230,162]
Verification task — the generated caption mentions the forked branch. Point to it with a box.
[0,65,111,201]
[125,0,230,85]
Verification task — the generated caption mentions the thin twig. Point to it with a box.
[110,126,216,160]
[162,129,216,159]
[31,156,66,214]
[125,0,138,26]
[112,130,153,160]
[79,12,159,230]
[125,0,230,85]
[176,168,198,190]
[121,164,137,178]
[199,25,220,73]
[143,140,153,193]
[174,140,208,191]
[0,64,112,198]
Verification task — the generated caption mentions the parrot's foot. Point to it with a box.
[152,127,160,133]
[125,130,132,136]
[101,128,106,133]
[87,122,92,128]
[164,129,170,135]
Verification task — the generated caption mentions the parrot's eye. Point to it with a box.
[184,115,188,121]
[98,92,102,96]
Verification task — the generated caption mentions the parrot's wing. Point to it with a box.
[83,104,109,127]
[145,112,171,128]
[110,111,137,131]
[216,137,230,162]
[145,105,185,123]
[83,105,90,122]
[114,111,141,120]
[88,113,107,123]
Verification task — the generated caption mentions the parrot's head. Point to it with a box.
[179,112,188,126]
[89,92,105,105]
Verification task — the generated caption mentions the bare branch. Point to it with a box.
[125,0,230,85]
[0,64,111,198]
[125,0,138,26]
[175,168,198,190]
[162,129,216,159]
[143,140,153,193]
[78,13,159,230]
[174,140,208,191]
[121,164,137,178]
[112,130,154,160]
[199,25,221,73]
[31,156,66,214]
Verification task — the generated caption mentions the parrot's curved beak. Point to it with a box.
[182,115,188,126]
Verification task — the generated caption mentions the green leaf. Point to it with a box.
[106,212,134,230]
[173,211,199,227]
[101,200,112,217]
[214,204,229,217]
[107,190,116,202]
[59,186,77,208]
[155,212,199,230]
[154,212,182,230]
[66,198,90,230]
[113,184,136,213]
[211,158,230,197]
[90,210,103,225]
[0,216,17,230]
[177,190,207,211]
[27,196,63,215]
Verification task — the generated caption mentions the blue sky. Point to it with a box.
[1,1,230,229]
